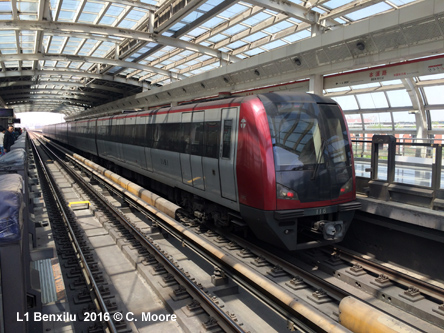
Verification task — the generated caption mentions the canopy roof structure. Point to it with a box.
[1,0,444,139]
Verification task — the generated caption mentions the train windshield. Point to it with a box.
[259,93,353,202]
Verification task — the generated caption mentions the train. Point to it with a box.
[43,92,360,250]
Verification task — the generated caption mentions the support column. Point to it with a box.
[308,74,323,95]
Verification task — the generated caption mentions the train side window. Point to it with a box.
[153,124,162,149]
[146,124,154,148]
[205,121,220,158]
[222,119,232,158]
[190,122,204,156]
[180,123,191,154]
[134,123,145,146]
[124,124,134,145]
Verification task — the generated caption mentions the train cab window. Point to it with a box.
[204,121,220,158]
[222,120,232,159]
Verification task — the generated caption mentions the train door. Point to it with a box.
[190,111,205,190]
[219,108,239,201]
[180,112,193,186]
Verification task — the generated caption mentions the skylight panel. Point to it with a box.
[126,9,148,21]
[242,12,272,27]
[201,17,225,29]
[283,30,311,42]
[351,82,380,89]
[263,21,294,34]
[118,20,138,29]
[224,24,248,36]
[226,40,247,49]
[207,34,227,43]
[83,2,104,13]
[262,40,287,50]
[380,79,403,86]
[59,10,75,21]
[56,62,69,68]
[99,16,116,25]
[78,13,97,23]
[20,14,38,20]
[424,86,444,105]
[0,2,11,11]
[219,4,248,19]
[325,86,351,93]
[106,5,125,17]
[242,31,267,43]
[386,90,412,107]
[17,1,38,12]
[0,15,12,20]
[182,11,204,23]
[345,3,392,21]
[356,92,389,108]
[61,0,81,11]
[332,95,358,110]
[4,61,19,68]
[323,0,353,10]
[244,48,265,57]
[169,22,186,32]
[22,61,33,67]
[390,0,417,5]
[198,1,218,12]
[69,62,82,68]
[419,73,444,81]
[187,27,207,37]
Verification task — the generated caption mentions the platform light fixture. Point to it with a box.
[356,42,365,51]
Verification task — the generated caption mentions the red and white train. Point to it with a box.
[44,92,360,250]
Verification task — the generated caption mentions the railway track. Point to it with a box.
[31,132,444,332]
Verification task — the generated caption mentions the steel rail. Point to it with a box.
[38,133,350,333]
[30,133,119,333]
[333,245,444,302]
[34,133,246,333]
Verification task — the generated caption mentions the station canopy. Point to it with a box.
[0,0,443,136]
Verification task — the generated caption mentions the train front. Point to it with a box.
[238,92,361,251]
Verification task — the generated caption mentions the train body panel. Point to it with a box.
[43,92,360,250]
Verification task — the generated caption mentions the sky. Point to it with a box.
[16,112,65,129]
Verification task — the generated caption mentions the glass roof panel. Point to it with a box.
[219,4,248,19]
[356,92,389,108]
[424,86,444,105]
[0,2,12,11]
[419,73,444,81]
[380,79,403,86]
[243,12,272,27]
[386,90,412,107]
[78,13,97,23]
[345,3,392,21]
[201,17,225,29]
[332,96,358,110]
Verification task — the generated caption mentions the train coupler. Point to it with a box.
[312,220,344,240]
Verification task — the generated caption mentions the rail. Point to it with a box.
[352,135,443,208]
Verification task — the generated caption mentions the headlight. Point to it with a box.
[277,183,299,200]
[339,178,353,195]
